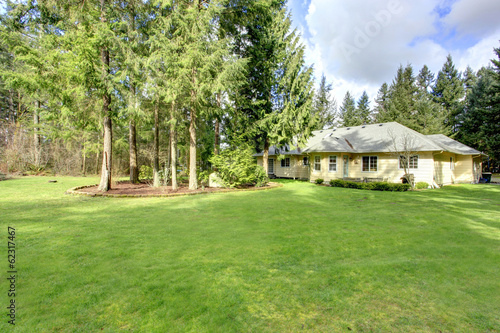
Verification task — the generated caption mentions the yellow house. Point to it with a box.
[255,122,483,187]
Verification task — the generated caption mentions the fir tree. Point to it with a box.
[380,64,418,129]
[312,74,336,130]
[432,54,464,133]
[355,91,371,125]
[415,65,447,134]
[339,91,356,127]
[374,82,389,122]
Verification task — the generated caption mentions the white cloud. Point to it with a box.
[288,0,500,108]
[444,0,500,38]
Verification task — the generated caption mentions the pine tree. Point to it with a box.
[312,74,336,129]
[384,64,418,129]
[485,46,500,164]
[339,91,356,126]
[355,91,371,125]
[415,65,447,134]
[432,54,464,133]
[374,82,389,122]
[260,8,315,166]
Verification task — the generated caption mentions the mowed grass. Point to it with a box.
[1,177,499,332]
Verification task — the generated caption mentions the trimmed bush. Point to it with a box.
[346,181,361,189]
[315,178,324,185]
[415,182,429,189]
[328,179,410,192]
[329,179,345,187]
[209,144,269,188]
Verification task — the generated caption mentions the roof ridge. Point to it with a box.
[390,122,443,150]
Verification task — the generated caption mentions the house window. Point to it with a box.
[314,156,321,171]
[281,157,290,168]
[303,157,309,166]
[399,155,418,169]
[362,156,378,172]
[450,157,454,170]
[329,156,337,172]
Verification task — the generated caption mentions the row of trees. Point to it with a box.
[0,0,316,190]
[311,51,500,166]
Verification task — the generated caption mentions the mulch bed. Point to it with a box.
[67,181,281,198]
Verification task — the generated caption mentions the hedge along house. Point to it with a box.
[254,122,483,187]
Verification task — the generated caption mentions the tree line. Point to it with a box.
[0,0,316,190]
[312,51,500,168]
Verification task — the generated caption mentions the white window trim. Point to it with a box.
[328,155,338,172]
[450,157,454,170]
[398,155,419,170]
[314,155,321,172]
[362,156,378,172]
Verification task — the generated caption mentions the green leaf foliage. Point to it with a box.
[210,144,269,188]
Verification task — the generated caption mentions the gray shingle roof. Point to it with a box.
[254,122,482,156]
[426,134,482,155]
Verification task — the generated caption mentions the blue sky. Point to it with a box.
[286,0,500,106]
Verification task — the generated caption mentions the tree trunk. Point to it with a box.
[189,73,197,190]
[189,105,197,190]
[98,0,112,192]
[95,151,100,175]
[8,90,15,123]
[214,93,221,155]
[170,102,178,190]
[129,84,139,184]
[153,102,160,187]
[129,117,138,183]
[82,148,86,176]
[263,136,269,174]
[98,116,112,191]
[33,100,41,167]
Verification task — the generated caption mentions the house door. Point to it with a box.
[343,155,349,178]
[268,158,274,174]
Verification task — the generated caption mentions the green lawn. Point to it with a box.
[1,177,499,332]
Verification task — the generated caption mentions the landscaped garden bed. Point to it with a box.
[67,180,281,197]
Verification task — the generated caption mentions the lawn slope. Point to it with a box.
[0,177,499,332]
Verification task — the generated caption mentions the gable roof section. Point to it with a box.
[254,122,482,156]
[426,134,482,155]
[303,122,442,153]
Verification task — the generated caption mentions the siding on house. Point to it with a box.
[309,152,435,184]
[256,156,309,179]
[253,123,483,186]
[310,153,344,181]
[434,152,456,186]
[455,154,474,183]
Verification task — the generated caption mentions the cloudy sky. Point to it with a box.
[287,0,500,106]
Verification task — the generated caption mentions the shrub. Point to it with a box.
[139,165,153,180]
[415,182,429,189]
[328,179,410,192]
[254,166,269,187]
[315,178,324,185]
[209,144,269,188]
[198,170,210,187]
[345,181,363,189]
[329,179,345,187]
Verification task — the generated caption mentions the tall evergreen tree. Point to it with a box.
[355,91,371,125]
[432,54,464,133]
[374,82,389,122]
[415,65,447,134]
[312,73,336,130]
[339,91,356,127]
[385,64,418,129]
[259,8,315,170]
